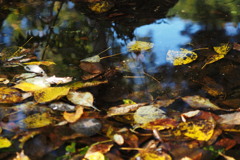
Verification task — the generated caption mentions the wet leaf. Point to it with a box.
[24,65,45,74]
[202,43,231,69]
[123,99,136,104]
[0,87,23,103]
[113,134,124,145]
[182,95,222,110]
[63,106,84,123]
[85,142,113,159]
[13,150,30,160]
[23,61,56,66]
[79,62,104,74]
[132,151,172,160]
[127,41,154,52]
[18,130,41,148]
[0,137,11,148]
[166,48,198,65]
[176,120,215,141]
[134,105,167,124]
[107,103,145,117]
[217,112,240,125]
[45,76,72,84]
[24,77,51,88]
[18,112,53,129]
[81,55,101,63]
[67,91,94,107]
[85,152,105,160]
[66,80,108,90]
[34,87,70,103]
[88,0,114,13]
[142,118,178,130]
[14,81,46,92]
[0,77,9,84]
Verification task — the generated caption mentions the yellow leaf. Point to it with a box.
[177,120,215,141]
[0,137,11,148]
[88,0,113,13]
[85,152,105,160]
[34,87,70,103]
[166,48,198,65]
[23,61,56,66]
[63,106,84,123]
[13,150,30,160]
[18,113,53,129]
[213,43,231,55]
[14,82,46,92]
[132,152,172,160]
[0,87,23,103]
[66,80,108,90]
[127,41,154,52]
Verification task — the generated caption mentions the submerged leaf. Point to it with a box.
[166,48,198,65]
[0,137,11,149]
[0,87,23,103]
[88,0,113,13]
[182,95,222,110]
[34,87,70,103]
[127,41,154,52]
[18,112,53,129]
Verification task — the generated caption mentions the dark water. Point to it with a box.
[1,0,240,159]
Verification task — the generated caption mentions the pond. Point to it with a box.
[1,0,240,159]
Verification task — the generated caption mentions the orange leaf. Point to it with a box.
[63,106,84,123]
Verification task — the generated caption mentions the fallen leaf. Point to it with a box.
[67,91,94,107]
[134,105,167,124]
[48,102,76,111]
[45,75,72,84]
[24,77,51,88]
[0,87,23,103]
[127,41,154,52]
[166,48,198,65]
[81,55,101,62]
[88,0,114,13]
[24,65,45,74]
[18,112,53,129]
[182,95,222,110]
[14,81,46,92]
[23,61,56,66]
[85,152,105,160]
[217,112,240,125]
[63,106,84,123]
[142,118,178,130]
[79,62,104,74]
[13,150,30,160]
[66,80,108,90]
[85,142,113,159]
[0,137,11,148]
[34,87,70,103]
[132,151,172,160]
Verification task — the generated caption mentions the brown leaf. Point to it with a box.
[218,112,240,125]
[63,106,84,123]
[0,87,23,103]
[79,62,104,74]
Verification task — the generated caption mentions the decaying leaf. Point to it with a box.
[85,142,113,159]
[134,105,167,124]
[0,87,24,103]
[142,118,178,130]
[127,41,154,52]
[80,62,104,74]
[18,130,41,148]
[67,91,94,107]
[63,106,84,123]
[88,0,114,13]
[45,75,72,84]
[182,95,222,110]
[23,61,56,66]
[24,77,51,88]
[176,120,215,141]
[166,48,198,65]
[202,43,231,69]
[34,87,70,103]
[0,77,9,84]
[0,137,12,149]
[85,152,105,160]
[48,102,76,111]
[18,112,53,129]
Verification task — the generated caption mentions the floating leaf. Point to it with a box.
[24,65,45,74]
[14,82,46,92]
[202,43,231,69]
[123,99,136,104]
[63,106,84,123]
[142,119,178,130]
[48,102,76,111]
[0,78,9,84]
[217,112,240,125]
[79,62,104,74]
[0,137,11,149]
[166,48,198,65]
[0,87,23,103]
[134,105,167,124]
[182,95,222,110]
[45,76,72,84]
[81,55,101,63]
[107,103,144,117]
[13,150,30,160]
[24,77,51,88]
[34,87,70,103]
[18,112,53,129]
[67,91,94,107]
[127,41,154,52]
[23,61,56,66]
[85,152,105,160]
[85,142,113,159]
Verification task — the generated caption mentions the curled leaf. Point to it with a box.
[63,106,84,123]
